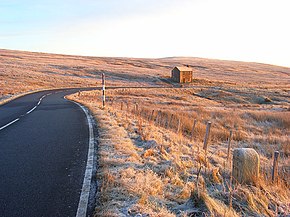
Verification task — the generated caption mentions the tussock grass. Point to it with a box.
[2,49,290,102]
[249,111,290,129]
[3,48,289,216]
[68,86,289,216]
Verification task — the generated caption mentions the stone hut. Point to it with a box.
[171,66,193,83]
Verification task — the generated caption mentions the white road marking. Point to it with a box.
[26,106,37,114]
[72,101,95,217]
[26,94,48,114]
[0,118,20,131]
[0,94,48,131]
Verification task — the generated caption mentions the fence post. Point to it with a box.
[272,151,280,183]
[150,110,155,122]
[227,130,233,161]
[121,101,123,110]
[190,119,197,142]
[136,104,139,116]
[134,103,139,118]
[156,111,161,125]
[164,113,169,128]
[203,121,212,152]
[158,111,162,126]
[160,111,163,126]
[168,114,173,129]
[177,119,181,134]
[102,73,105,109]
[127,101,130,111]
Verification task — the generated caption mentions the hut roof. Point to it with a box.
[175,66,192,72]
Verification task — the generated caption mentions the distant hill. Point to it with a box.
[1,49,289,98]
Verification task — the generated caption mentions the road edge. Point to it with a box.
[0,87,96,106]
[70,100,95,217]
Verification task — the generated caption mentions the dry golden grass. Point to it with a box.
[69,87,289,216]
[98,87,289,156]
[2,49,290,216]
[1,49,290,103]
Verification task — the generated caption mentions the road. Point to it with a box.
[0,89,95,217]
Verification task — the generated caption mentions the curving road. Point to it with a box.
[0,89,95,217]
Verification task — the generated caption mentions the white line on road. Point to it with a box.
[26,106,37,114]
[0,118,20,131]
[26,94,47,114]
[26,95,45,114]
[72,101,95,217]
[0,94,48,131]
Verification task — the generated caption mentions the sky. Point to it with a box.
[0,0,290,67]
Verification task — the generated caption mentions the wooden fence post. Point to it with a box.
[155,111,159,124]
[160,112,164,127]
[155,111,160,125]
[158,111,162,126]
[168,114,173,129]
[227,130,233,161]
[203,121,212,152]
[127,101,130,112]
[165,113,169,128]
[272,151,280,183]
[229,171,233,210]
[120,101,123,110]
[190,119,197,142]
[177,119,181,134]
[134,104,138,118]
[135,104,139,115]
[150,110,155,122]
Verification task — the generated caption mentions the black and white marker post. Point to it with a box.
[102,73,106,109]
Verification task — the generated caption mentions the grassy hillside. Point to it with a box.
[68,87,289,216]
[1,49,290,100]
[1,49,289,216]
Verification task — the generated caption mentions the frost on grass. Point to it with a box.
[68,88,289,216]
[88,107,175,216]
[2,49,290,216]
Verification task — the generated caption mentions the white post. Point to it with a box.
[102,73,105,109]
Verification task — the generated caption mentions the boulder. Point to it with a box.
[232,148,260,185]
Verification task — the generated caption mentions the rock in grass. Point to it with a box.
[264,96,272,103]
[232,148,260,185]
[255,96,272,104]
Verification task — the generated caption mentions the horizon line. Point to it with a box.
[1,48,289,69]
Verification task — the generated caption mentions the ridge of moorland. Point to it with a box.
[1,49,289,216]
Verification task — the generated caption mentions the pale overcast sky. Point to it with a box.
[0,0,289,67]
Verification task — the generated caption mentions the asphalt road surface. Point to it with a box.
[0,89,95,217]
